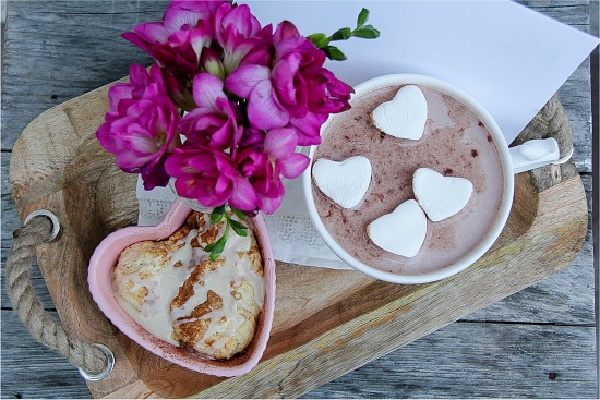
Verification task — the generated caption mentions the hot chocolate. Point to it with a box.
[312,84,505,275]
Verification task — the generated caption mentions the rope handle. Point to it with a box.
[5,210,114,381]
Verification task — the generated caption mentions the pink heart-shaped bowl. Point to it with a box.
[88,200,276,377]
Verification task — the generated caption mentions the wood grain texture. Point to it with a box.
[302,322,598,399]
[3,310,596,399]
[1,0,596,399]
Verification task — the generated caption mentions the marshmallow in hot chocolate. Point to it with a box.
[312,156,372,209]
[312,84,504,275]
[371,85,428,140]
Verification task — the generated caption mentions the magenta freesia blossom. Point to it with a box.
[178,73,243,149]
[214,2,264,74]
[236,128,309,214]
[166,143,258,211]
[98,0,374,219]
[226,21,354,144]
[122,1,225,77]
[97,64,180,190]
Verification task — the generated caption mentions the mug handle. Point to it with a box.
[508,137,572,173]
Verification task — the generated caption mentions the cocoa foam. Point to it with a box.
[312,85,505,274]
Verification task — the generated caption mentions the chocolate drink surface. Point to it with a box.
[312,85,505,274]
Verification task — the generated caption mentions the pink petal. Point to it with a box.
[134,22,169,43]
[189,24,212,61]
[192,73,226,111]
[279,153,310,179]
[225,64,269,98]
[129,64,149,85]
[273,21,300,45]
[214,175,232,195]
[108,84,134,110]
[163,2,209,32]
[264,128,297,159]
[229,177,259,211]
[189,154,218,172]
[271,54,301,108]
[247,80,289,130]
[224,4,260,37]
[258,193,283,215]
[286,111,327,146]
[223,34,258,74]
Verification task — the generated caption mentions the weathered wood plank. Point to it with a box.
[1,0,167,150]
[1,311,91,399]
[518,0,590,29]
[304,321,598,399]
[558,59,593,172]
[466,173,594,324]
[2,310,596,399]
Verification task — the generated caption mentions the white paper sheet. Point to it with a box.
[246,0,599,143]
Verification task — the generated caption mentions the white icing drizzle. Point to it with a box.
[113,216,264,356]
[115,229,199,344]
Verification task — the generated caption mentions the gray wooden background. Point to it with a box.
[1,1,598,398]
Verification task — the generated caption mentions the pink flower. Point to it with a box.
[178,73,243,150]
[166,143,258,210]
[214,3,261,48]
[235,128,309,214]
[97,64,180,190]
[225,21,354,139]
[214,3,263,74]
[122,1,225,77]
[285,111,328,146]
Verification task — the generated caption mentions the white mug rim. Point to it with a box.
[302,73,515,284]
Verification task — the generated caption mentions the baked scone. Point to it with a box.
[112,211,264,360]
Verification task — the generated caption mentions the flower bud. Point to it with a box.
[201,48,226,81]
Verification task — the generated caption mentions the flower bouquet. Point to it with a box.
[96,0,379,256]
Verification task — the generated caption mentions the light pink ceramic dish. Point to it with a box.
[88,200,276,377]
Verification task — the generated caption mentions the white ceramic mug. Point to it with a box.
[302,74,564,284]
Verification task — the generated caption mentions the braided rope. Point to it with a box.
[5,216,107,377]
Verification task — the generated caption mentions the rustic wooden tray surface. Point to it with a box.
[8,74,587,398]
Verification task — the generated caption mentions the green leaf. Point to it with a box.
[211,213,223,224]
[230,206,248,221]
[352,25,381,39]
[357,8,370,27]
[208,235,228,260]
[204,243,215,252]
[213,205,226,215]
[210,205,226,224]
[329,27,351,41]
[308,33,328,48]
[229,219,248,237]
[323,46,347,61]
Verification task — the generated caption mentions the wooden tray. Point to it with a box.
[9,80,587,398]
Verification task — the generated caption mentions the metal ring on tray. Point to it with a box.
[78,343,115,381]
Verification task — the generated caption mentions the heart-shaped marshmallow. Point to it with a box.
[371,85,428,140]
[312,156,372,209]
[413,168,473,222]
[368,199,427,258]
